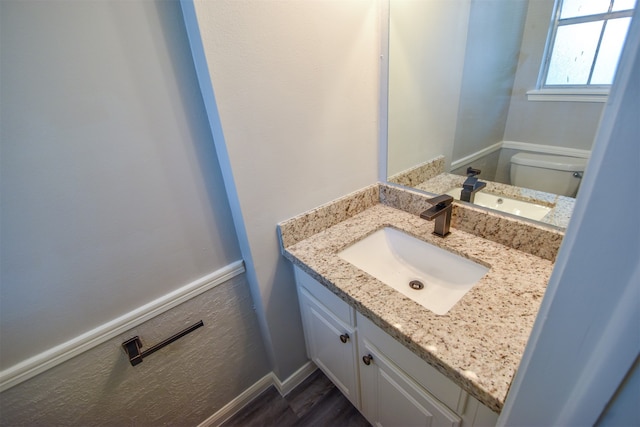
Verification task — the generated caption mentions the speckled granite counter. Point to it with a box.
[278,184,557,413]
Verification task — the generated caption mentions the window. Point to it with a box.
[539,0,636,89]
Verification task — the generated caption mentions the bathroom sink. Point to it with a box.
[445,188,552,221]
[337,227,489,315]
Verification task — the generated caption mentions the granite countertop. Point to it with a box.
[280,202,554,413]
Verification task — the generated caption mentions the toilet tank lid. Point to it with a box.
[510,153,588,171]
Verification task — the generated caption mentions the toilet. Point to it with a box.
[510,153,588,197]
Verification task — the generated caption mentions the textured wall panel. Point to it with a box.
[0,274,270,426]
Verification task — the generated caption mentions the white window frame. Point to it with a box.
[527,0,635,102]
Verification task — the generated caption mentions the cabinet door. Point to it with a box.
[298,287,360,407]
[458,395,499,427]
[359,339,461,427]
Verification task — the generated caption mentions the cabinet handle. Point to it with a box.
[339,333,350,343]
[362,354,373,365]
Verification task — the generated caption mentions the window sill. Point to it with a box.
[526,89,609,103]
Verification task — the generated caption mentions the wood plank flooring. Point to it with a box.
[222,369,371,427]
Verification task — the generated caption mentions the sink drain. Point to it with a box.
[409,280,424,290]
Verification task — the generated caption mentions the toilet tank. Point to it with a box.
[510,153,588,197]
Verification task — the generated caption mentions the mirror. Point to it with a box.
[384,0,612,229]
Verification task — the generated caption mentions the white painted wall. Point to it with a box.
[0,1,270,416]
[190,0,380,379]
[503,0,606,151]
[387,0,471,175]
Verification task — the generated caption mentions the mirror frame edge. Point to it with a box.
[378,0,390,183]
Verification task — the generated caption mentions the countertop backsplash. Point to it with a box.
[280,182,564,261]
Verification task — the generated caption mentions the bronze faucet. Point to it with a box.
[420,194,454,237]
[460,167,486,203]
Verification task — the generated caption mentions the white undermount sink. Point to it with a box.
[337,227,489,315]
[445,188,551,221]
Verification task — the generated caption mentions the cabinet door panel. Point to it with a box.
[360,339,460,427]
[299,288,360,406]
[357,312,462,410]
[377,368,434,426]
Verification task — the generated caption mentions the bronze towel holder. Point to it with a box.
[122,320,204,366]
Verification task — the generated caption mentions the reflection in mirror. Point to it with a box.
[385,0,635,229]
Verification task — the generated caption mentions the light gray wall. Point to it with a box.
[495,148,520,184]
[503,0,605,150]
[450,150,501,182]
[498,15,640,424]
[387,0,605,179]
[452,0,528,161]
[191,0,380,380]
[0,0,269,422]
[387,0,471,175]
[0,0,244,368]
[596,356,640,426]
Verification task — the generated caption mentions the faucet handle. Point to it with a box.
[466,167,481,177]
[426,194,454,208]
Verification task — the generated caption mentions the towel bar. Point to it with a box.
[122,320,204,366]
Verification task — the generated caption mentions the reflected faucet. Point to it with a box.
[420,194,454,237]
[460,167,486,203]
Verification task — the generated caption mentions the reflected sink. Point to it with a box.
[337,227,489,315]
[445,188,552,221]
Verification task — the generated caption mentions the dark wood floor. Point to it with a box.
[222,369,371,427]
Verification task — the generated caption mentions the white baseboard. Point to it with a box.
[198,373,274,427]
[451,141,591,172]
[273,360,318,396]
[198,361,317,427]
[450,142,502,170]
[0,260,246,393]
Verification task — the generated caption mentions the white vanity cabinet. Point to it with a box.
[295,267,360,407]
[294,266,499,427]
